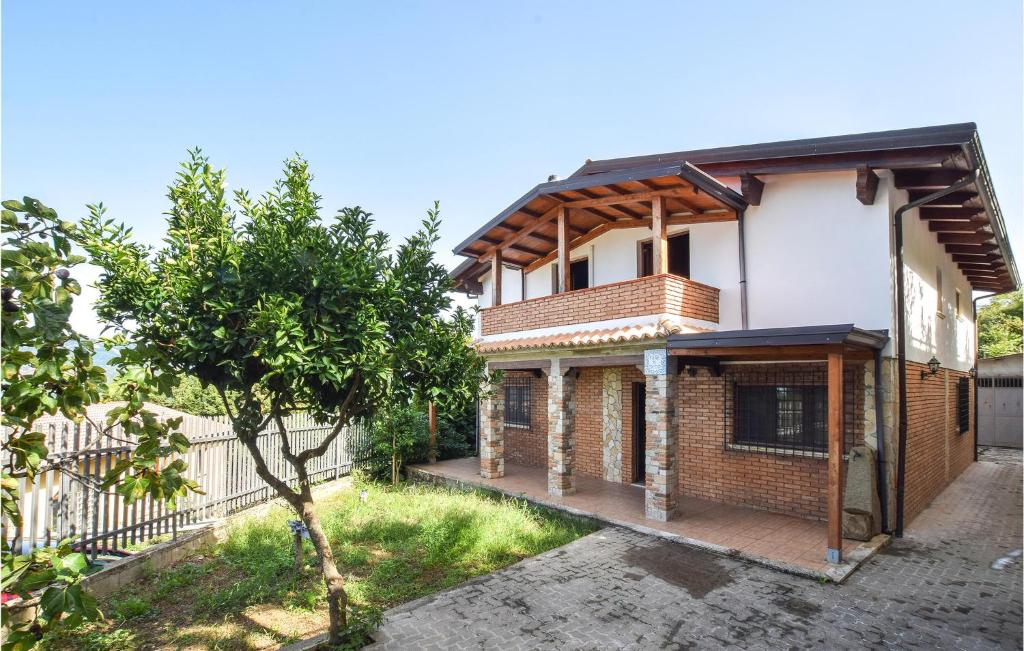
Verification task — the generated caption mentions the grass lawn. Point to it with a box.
[43,478,597,650]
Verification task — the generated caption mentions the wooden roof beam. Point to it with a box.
[893,168,971,188]
[856,166,879,205]
[919,207,985,220]
[937,232,996,245]
[562,187,705,209]
[908,189,979,206]
[928,218,990,232]
[740,174,764,206]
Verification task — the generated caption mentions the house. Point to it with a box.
[448,123,1019,565]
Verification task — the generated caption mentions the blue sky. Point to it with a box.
[4,1,1022,333]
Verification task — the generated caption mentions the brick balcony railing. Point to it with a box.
[480,274,719,336]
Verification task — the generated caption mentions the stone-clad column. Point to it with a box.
[602,368,623,483]
[644,349,678,521]
[548,359,577,496]
[479,381,504,479]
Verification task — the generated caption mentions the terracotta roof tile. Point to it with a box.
[475,318,705,353]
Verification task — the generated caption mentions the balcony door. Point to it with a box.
[639,232,690,278]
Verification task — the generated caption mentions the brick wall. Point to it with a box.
[480,274,719,336]
[501,372,548,467]
[570,365,647,483]
[573,368,604,478]
[676,362,866,521]
[904,362,974,523]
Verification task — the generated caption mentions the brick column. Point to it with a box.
[644,350,678,521]
[479,383,504,479]
[547,360,576,496]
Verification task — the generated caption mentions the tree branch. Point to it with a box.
[296,375,361,464]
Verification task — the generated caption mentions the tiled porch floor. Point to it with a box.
[412,457,887,580]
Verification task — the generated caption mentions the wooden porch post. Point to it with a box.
[427,401,437,464]
[652,195,668,275]
[491,250,502,306]
[557,207,570,292]
[827,350,844,564]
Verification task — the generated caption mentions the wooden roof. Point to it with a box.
[571,123,1018,295]
[451,163,747,288]
[452,124,1018,294]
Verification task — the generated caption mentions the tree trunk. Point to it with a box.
[301,502,348,643]
[292,530,304,574]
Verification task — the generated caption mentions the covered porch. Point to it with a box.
[411,457,886,581]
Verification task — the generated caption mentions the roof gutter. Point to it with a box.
[893,170,979,538]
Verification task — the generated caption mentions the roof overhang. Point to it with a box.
[667,324,889,360]
[450,123,1018,295]
[570,123,1018,294]
[450,162,747,290]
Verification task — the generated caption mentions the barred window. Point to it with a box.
[734,385,828,451]
[957,377,969,434]
[504,376,531,428]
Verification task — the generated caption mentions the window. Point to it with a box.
[504,376,531,428]
[955,289,962,319]
[569,258,589,290]
[639,233,690,278]
[935,267,943,315]
[956,377,969,434]
[733,385,828,451]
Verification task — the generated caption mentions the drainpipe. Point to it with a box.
[873,348,890,533]
[738,209,749,329]
[971,292,997,462]
[893,171,979,538]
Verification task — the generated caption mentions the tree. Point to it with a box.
[79,150,487,645]
[978,290,1023,358]
[1,198,198,650]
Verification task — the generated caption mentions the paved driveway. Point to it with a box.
[371,448,1022,650]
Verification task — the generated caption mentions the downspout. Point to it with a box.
[893,171,979,538]
[738,209,749,329]
[873,348,889,533]
[971,292,997,462]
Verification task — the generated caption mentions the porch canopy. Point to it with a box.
[667,323,889,565]
[451,162,748,300]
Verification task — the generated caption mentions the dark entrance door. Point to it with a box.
[631,382,646,483]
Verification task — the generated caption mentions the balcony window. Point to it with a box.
[639,232,690,278]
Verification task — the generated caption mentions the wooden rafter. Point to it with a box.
[740,174,764,206]
[856,166,879,205]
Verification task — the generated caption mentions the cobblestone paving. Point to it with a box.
[371,448,1022,650]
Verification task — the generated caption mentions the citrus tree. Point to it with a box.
[1,198,199,650]
[978,290,1023,358]
[79,150,487,645]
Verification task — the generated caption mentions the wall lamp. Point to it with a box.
[921,356,941,379]
[969,366,977,379]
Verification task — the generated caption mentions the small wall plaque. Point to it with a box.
[644,349,668,376]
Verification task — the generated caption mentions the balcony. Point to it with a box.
[479,274,719,337]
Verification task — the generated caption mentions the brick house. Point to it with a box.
[449,123,1018,564]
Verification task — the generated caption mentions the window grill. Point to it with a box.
[504,375,532,428]
[722,363,861,457]
[956,377,970,434]
[977,376,1023,388]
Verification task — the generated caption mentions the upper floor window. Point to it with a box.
[551,259,590,292]
[935,267,944,316]
[955,289,962,319]
[570,258,589,290]
[639,232,690,278]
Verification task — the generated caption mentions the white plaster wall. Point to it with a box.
[477,265,523,308]
[742,171,892,333]
[889,182,976,371]
[518,222,743,329]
